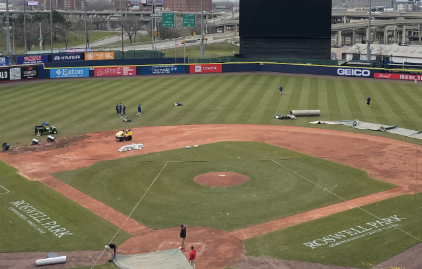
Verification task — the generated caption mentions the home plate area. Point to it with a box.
[117,226,244,269]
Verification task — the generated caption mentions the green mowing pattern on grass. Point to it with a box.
[0,161,130,253]
[54,142,396,232]
[244,194,422,269]
[1,74,422,145]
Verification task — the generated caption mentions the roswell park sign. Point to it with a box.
[9,200,73,238]
[303,215,406,249]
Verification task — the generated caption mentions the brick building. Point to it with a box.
[163,0,212,12]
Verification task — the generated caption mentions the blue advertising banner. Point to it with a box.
[0,57,9,66]
[51,54,82,62]
[141,65,185,75]
[17,55,48,65]
[50,68,89,78]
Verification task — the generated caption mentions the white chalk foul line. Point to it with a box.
[0,184,11,195]
[271,159,422,242]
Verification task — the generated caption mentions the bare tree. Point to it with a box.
[123,15,139,44]
[57,22,71,49]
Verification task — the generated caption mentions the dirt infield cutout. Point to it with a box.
[194,172,249,187]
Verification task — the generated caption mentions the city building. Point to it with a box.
[111,0,132,11]
[37,0,86,10]
[163,0,212,12]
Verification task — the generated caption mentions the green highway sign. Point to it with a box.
[183,14,196,27]
[162,12,175,28]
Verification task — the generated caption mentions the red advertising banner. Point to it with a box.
[189,64,222,73]
[94,66,136,77]
[374,73,422,81]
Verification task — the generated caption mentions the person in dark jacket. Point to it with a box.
[116,103,119,116]
[366,97,371,106]
[279,86,283,94]
[137,104,142,116]
[105,243,117,262]
[180,224,186,251]
[122,105,126,117]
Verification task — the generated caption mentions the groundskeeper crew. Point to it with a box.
[180,224,186,251]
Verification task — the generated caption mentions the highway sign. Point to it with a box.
[183,14,195,27]
[162,12,174,28]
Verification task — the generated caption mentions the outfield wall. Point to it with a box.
[3,61,422,83]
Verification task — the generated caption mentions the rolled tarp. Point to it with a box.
[290,110,320,117]
[35,256,66,266]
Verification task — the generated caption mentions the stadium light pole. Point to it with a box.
[200,0,204,58]
[6,0,11,57]
[24,0,27,54]
[121,0,124,58]
[85,0,88,50]
[151,1,155,51]
[367,0,372,61]
[50,0,53,53]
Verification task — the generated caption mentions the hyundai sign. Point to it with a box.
[50,68,89,79]
[17,55,48,65]
[0,57,9,66]
[52,54,82,62]
[141,65,185,75]
[336,68,372,77]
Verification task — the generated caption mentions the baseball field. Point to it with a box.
[0,73,421,269]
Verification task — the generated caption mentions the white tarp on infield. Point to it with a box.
[114,249,192,269]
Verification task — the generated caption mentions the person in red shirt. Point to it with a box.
[188,245,196,268]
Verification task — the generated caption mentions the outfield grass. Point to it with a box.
[0,74,421,146]
[0,161,130,252]
[54,142,395,231]
[160,42,239,58]
[244,193,422,269]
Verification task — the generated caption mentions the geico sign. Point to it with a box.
[337,68,370,77]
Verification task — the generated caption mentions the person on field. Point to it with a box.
[279,86,283,94]
[122,105,126,117]
[119,103,122,115]
[366,97,371,106]
[180,224,186,251]
[137,104,142,116]
[188,246,196,268]
[116,103,119,116]
[105,243,117,262]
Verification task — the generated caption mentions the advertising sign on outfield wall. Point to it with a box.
[50,68,89,78]
[21,66,39,79]
[85,52,114,61]
[0,68,9,81]
[189,64,222,73]
[336,68,372,77]
[17,55,48,65]
[52,54,82,62]
[374,73,422,81]
[94,66,136,77]
[0,57,9,66]
[141,65,185,75]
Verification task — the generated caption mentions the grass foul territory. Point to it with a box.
[0,161,130,252]
[1,74,422,145]
[244,194,422,269]
[54,142,396,231]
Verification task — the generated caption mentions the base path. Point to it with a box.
[0,124,420,269]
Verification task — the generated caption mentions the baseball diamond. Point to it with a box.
[0,73,421,269]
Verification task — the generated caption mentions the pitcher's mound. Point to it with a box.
[194,172,249,187]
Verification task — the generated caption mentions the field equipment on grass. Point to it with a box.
[174,101,182,106]
[116,129,132,142]
[34,122,58,136]
[2,143,10,151]
[47,135,55,142]
[290,110,320,117]
[274,114,296,120]
[32,138,39,145]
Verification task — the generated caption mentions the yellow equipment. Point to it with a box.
[116,129,132,142]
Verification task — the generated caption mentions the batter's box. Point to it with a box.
[157,241,205,254]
